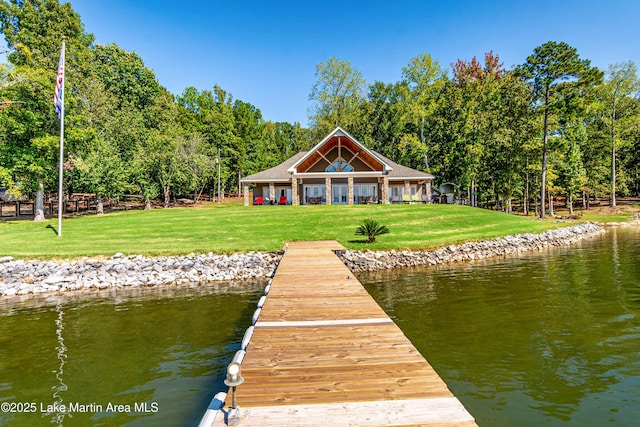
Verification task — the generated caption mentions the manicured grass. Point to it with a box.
[1,202,566,259]
[555,202,640,223]
[579,210,637,223]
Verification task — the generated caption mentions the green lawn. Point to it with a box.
[579,210,638,223]
[0,202,566,259]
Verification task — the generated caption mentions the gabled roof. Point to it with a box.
[241,149,434,183]
[287,127,392,174]
[241,152,306,183]
[240,126,435,184]
[375,152,435,181]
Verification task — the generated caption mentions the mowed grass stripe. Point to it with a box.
[0,201,563,259]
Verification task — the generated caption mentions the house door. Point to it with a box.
[332,185,348,204]
[303,185,326,204]
[390,186,404,203]
[276,187,292,204]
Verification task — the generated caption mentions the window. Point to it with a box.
[326,159,353,173]
[304,185,326,204]
[332,185,348,204]
[354,184,377,203]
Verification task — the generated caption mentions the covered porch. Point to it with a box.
[244,176,431,206]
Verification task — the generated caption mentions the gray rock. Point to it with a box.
[339,223,605,273]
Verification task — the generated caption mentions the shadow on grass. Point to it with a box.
[46,224,58,235]
[348,239,370,244]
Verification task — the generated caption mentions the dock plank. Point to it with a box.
[206,241,477,427]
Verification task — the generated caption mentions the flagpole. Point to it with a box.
[56,39,65,237]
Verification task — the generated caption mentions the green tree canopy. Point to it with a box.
[516,41,603,218]
[308,56,366,137]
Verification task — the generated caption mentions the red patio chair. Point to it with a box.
[278,195,287,205]
[252,196,264,205]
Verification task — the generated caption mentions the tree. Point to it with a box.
[175,134,215,201]
[362,81,406,158]
[0,0,93,71]
[557,122,587,215]
[450,52,505,207]
[0,63,24,198]
[427,81,466,189]
[177,85,239,196]
[599,61,640,206]
[0,0,93,220]
[308,56,366,137]
[134,88,184,208]
[618,103,640,196]
[75,136,130,214]
[0,62,25,91]
[0,65,60,220]
[401,53,446,170]
[92,43,160,112]
[517,41,603,218]
[484,73,536,213]
[233,99,263,193]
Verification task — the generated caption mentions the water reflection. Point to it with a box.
[361,228,640,426]
[0,281,263,427]
[50,303,68,426]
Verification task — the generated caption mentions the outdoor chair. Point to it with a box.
[278,195,287,205]
[253,196,264,205]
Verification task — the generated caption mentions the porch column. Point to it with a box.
[347,176,354,205]
[269,182,275,203]
[325,177,332,205]
[243,184,249,206]
[426,180,432,203]
[292,177,299,205]
[381,176,389,204]
[404,180,411,197]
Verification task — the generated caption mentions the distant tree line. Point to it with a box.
[309,51,639,217]
[1,0,639,220]
[0,0,310,215]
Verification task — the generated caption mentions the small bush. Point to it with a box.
[355,219,390,243]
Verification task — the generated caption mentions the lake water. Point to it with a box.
[0,285,262,427]
[361,227,640,426]
[1,228,639,426]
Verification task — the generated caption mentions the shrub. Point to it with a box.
[355,219,390,243]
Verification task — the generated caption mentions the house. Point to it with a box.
[240,127,435,206]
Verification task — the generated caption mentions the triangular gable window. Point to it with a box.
[327,159,354,173]
[289,127,392,174]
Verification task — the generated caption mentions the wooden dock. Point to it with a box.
[206,241,477,426]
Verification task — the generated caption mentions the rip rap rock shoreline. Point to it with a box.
[0,223,606,300]
[338,223,606,272]
[0,252,281,298]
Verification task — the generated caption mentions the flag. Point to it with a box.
[55,39,66,237]
[54,44,64,118]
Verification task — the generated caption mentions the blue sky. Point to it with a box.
[70,0,640,125]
